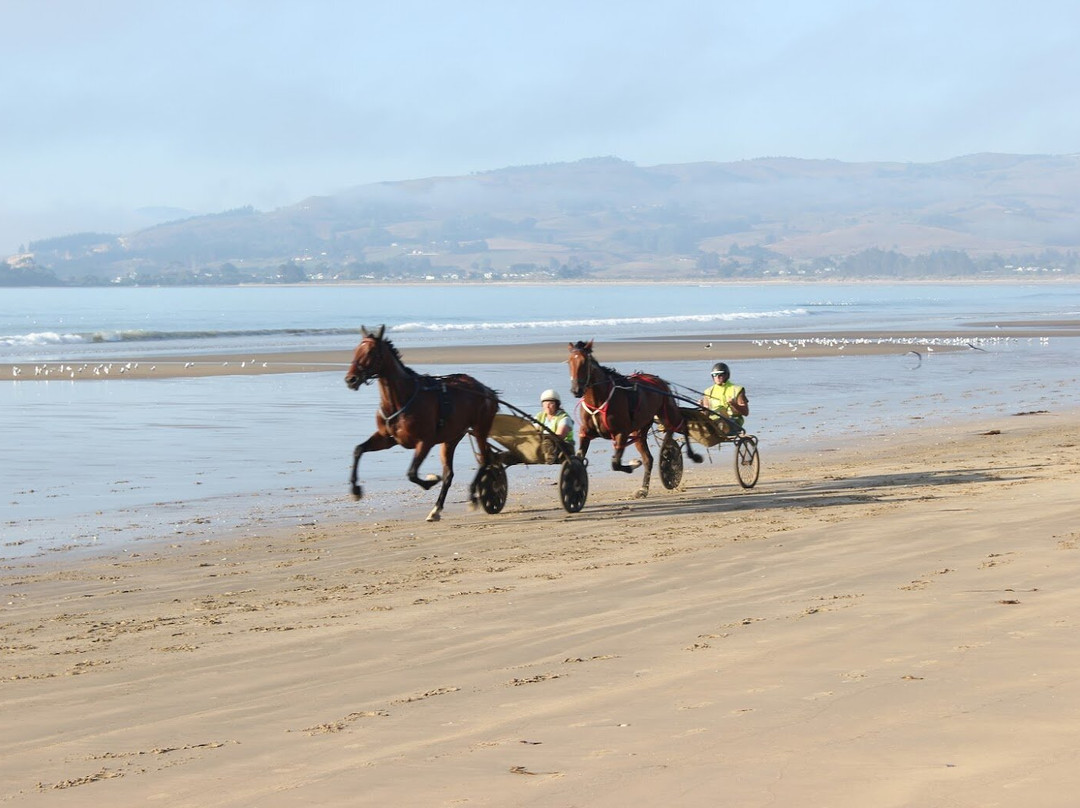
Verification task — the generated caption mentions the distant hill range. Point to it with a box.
[11,153,1080,284]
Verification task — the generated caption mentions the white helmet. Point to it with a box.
[540,388,561,404]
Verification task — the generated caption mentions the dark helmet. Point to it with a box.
[711,362,730,377]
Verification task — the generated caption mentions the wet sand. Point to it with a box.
[12,320,1079,381]
[3,408,1080,805]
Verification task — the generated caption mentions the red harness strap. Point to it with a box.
[578,384,616,437]
[628,372,685,433]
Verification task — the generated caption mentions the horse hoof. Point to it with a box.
[416,475,442,491]
[426,509,442,522]
[351,485,363,500]
[634,488,649,499]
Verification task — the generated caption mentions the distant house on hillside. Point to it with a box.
[5,253,35,268]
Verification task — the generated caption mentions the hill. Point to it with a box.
[14,153,1080,284]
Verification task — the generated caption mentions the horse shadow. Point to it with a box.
[508,465,1034,524]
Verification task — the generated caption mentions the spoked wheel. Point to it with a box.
[559,456,589,513]
[734,436,760,489]
[476,463,509,514]
[658,436,684,490]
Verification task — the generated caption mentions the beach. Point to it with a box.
[3,406,1079,806]
[2,336,911,382]
[5,282,1080,805]
[9,322,1080,381]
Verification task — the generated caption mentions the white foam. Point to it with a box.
[392,310,807,333]
[0,331,86,347]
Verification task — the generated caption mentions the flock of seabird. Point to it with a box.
[10,359,271,378]
[735,335,1045,352]
[10,361,151,378]
[9,336,1051,378]
[751,334,1036,349]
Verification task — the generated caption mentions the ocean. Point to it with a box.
[3,282,1080,560]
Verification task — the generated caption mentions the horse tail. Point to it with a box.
[469,383,499,464]
[484,386,500,423]
[472,383,498,427]
[661,391,686,433]
[639,374,684,432]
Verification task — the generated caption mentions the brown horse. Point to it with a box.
[345,325,499,522]
[568,339,701,498]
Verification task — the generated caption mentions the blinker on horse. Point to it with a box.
[568,339,701,498]
[344,325,498,522]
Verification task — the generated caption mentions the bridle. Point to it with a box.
[569,347,601,398]
[570,346,625,436]
[347,336,426,425]
[347,337,385,388]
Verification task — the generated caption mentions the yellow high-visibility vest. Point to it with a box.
[702,382,745,425]
[536,409,575,445]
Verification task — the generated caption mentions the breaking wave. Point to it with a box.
[1,309,804,348]
[391,309,806,333]
[0,327,364,348]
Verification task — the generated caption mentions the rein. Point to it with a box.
[365,339,440,426]
[578,386,619,436]
[572,350,696,438]
[379,375,421,423]
[573,352,640,438]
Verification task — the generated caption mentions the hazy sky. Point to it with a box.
[3,0,1078,254]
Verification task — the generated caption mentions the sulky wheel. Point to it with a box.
[476,463,509,514]
[559,456,589,513]
[658,436,684,490]
[734,436,760,489]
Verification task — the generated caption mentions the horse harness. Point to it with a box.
[379,374,453,432]
[578,366,646,437]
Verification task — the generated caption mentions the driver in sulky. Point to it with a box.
[700,362,749,426]
[535,388,574,463]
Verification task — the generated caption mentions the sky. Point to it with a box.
[2,0,1079,255]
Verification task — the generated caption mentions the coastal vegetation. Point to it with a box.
[6,153,1080,285]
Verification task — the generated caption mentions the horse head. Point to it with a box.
[567,339,595,398]
[345,324,387,390]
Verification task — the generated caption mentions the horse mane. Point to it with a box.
[373,334,423,381]
[600,364,629,384]
[374,336,498,399]
[376,335,405,365]
[571,340,631,385]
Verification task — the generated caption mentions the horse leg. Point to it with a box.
[663,401,701,464]
[610,434,642,473]
[633,433,654,498]
[467,411,496,507]
[406,443,441,490]
[427,438,460,523]
[683,424,703,464]
[350,431,397,499]
[576,432,593,460]
[467,438,492,508]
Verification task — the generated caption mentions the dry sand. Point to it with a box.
[3,407,1080,806]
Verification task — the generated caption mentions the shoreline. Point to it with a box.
[8,404,1075,572]
[7,323,1079,381]
[3,408,1080,804]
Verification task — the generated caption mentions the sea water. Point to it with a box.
[3,282,1079,559]
[4,282,1076,360]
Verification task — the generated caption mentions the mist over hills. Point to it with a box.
[10,153,1080,285]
